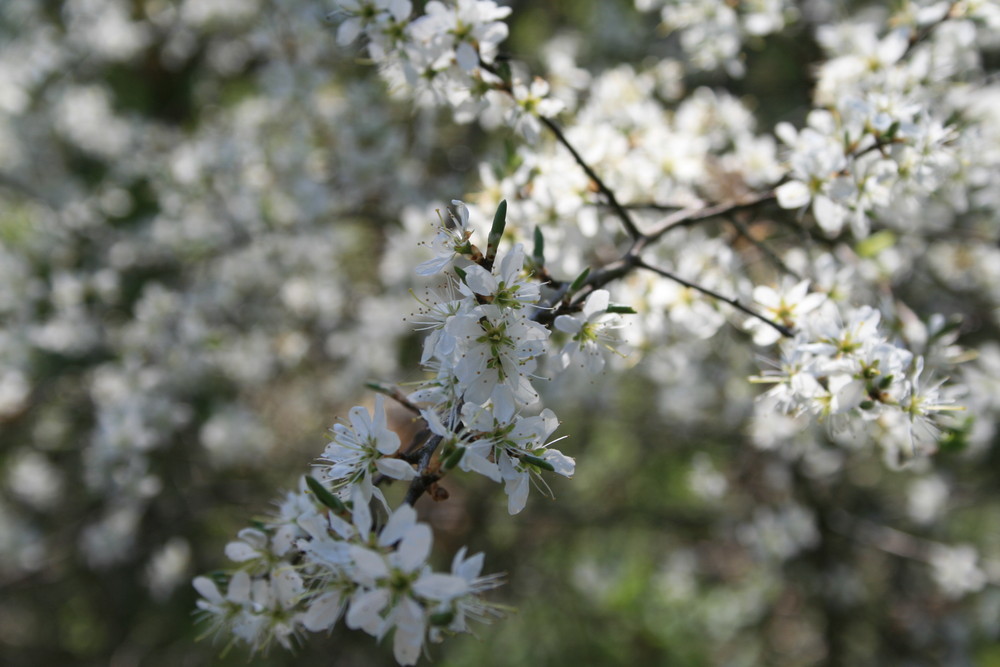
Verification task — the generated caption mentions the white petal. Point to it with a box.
[227,571,252,604]
[461,450,502,482]
[879,28,910,65]
[225,541,260,563]
[236,528,268,549]
[375,428,402,455]
[397,524,432,572]
[376,457,418,480]
[273,568,304,609]
[389,0,412,22]
[456,41,479,71]
[498,244,525,283]
[350,545,390,580]
[583,289,610,318]
[453,549,484,580]
[450,199,470,227]
[392,613,425,665]
[463,264,496,296]
[776,180,811,209]
[337,18,362,45]
[542,449,575,477]
[346,588,390,634]
[301,591,344,632]
[775,121,798,146]
[193,576,224,604]
[379,503,417,547]
[415,255,451,276]
[505,473,529,515]
[414,573,469,601]
[813,195,846,235]
[554,314,582,334]
[348,405,372,438]
[752,285,780,309]
[352,487,372,537]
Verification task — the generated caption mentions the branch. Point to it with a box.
[726,212,802,280]
[365,381,422,415]
[635,258,794,338]
[403,434,444,505]
[532,253,639,325]
[828,509,935,563]
[537,115,643,242]
[640,190,777,249]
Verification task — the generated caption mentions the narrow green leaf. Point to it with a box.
[533,226,545,265]
[930,317,963,342]
[454,265,468,283]
[522,454,555,472]
[606,304,636,314]
[569,267,590,293]
[443,446,466,470]
[884,120,901,140]
[495,60,512,86]
[486,200,507,264]
[856,229,896,258]
[305,475,346,513]
[430,611,455,626]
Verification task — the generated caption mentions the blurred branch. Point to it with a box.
[636,258,794,338]
[537,115,643,241]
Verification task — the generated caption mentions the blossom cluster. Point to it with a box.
[635,0,797,77]
[775,5,1000,238]
[4,0,1000,664]
[0,0,452,584]
[749,281,962,464]
[195,199,629,661]
[194,479,502,665]
[329,0,564,139]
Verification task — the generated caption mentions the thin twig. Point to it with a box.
[403,434,444,505]
[641,190,777,248]
[828,509,936,563]
[365,381,422,415]
[537,116,643,242]
[727,213,802,280]
[635,258,794,338]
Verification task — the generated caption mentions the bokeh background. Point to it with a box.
[2,1,1000,665]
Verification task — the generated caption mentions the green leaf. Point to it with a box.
[522,454,555,472]
[486,199,507,264]
[533,226,545,265]
[494,60,512,86]
[856,230,896,258]
[454,265,468,283]
[884,120,901,141]
[430,610,455,626]
[606,304,636,314]
[305,475,346,513]
[569,267,590,293]
[443,445,466,470]
[939,418,974,454]
[930,317,963,342]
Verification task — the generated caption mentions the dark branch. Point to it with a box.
[366,381,422,415]
[726,213,802,280]
[640,190,777,248]
[403,434,444,505]
[635,258,794,338]
[538,115,643,242]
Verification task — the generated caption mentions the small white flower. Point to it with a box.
[416,200,474,276]
[554,289,624,372]
[319,395,415,506]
